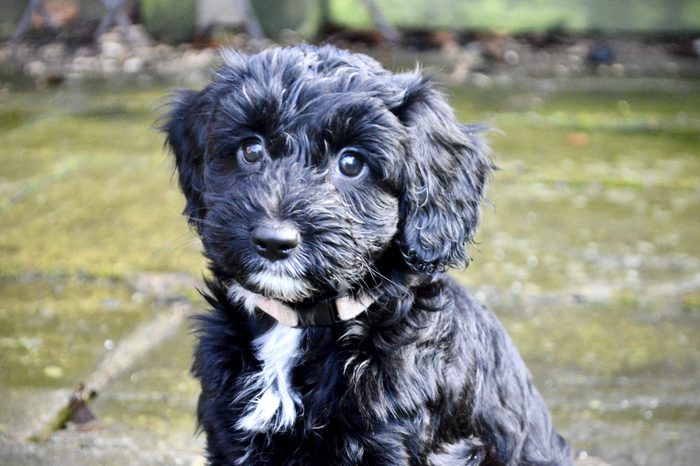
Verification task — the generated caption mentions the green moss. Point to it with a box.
[0,278,154,388]
[0,106,33,131]
[682,293,700,313]
[0,159,204,277]
[449,86,700,295]
[498,301,700,378]
[91,324,199,442]
[0,87,204,279]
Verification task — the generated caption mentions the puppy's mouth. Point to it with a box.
[246,269,316,302]
[233,257,353,305]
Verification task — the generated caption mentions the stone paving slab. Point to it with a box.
[0,388,73,439]
[0,430,203,466]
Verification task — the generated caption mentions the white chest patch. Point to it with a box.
[236,323,302,433]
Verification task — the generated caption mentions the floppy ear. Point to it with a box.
[389,73,493,274]
[162,89,212,231]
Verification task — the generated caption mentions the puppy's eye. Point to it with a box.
[238,140,265,165]
[338,151,366,178]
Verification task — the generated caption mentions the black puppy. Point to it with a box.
[164,45,572,466]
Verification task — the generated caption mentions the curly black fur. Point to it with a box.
[163,44,572,466]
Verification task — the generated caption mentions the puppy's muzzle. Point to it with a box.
[251,222,300,261]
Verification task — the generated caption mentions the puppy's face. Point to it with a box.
[165,46,491,303]
[202,85,403,301]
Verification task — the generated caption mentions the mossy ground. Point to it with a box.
[0,88,204,278]
[0,82,698,464]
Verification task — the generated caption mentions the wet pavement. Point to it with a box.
[0,82,698,465]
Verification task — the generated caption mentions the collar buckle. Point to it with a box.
[295,298,340,327]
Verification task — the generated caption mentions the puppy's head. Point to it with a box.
[164,45,491,303]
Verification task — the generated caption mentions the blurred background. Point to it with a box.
[1,1,699,465]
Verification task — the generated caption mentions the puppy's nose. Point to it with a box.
[251,223,300,261]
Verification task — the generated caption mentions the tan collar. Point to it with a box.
[254,294,374,328]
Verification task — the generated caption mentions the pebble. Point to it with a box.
[553,63,570,77]
[24,60,47,77]
[504,49,519,65]
[128,24,154,48]
[39,43,66,63]
[100,58,119,74]
[70,55,97,73]
[124,56,145,74]
[611,63,625,77]
[100,40,128,60]
[471,72,493,88]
